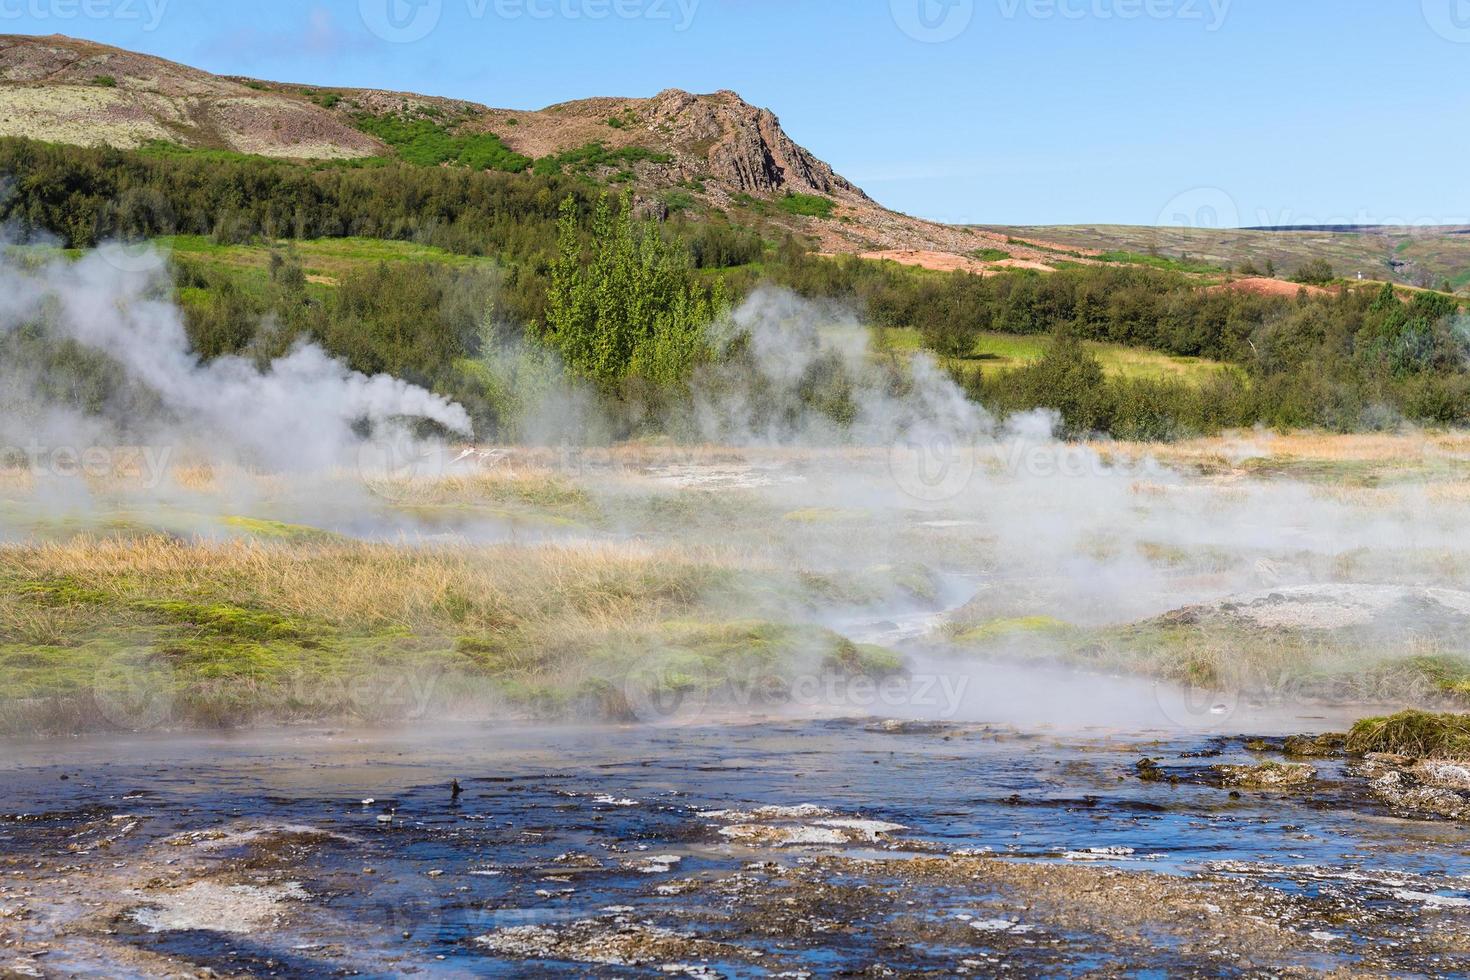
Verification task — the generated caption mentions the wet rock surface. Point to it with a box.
[1,719,1468,977]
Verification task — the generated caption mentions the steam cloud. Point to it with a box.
[0,245,471,471]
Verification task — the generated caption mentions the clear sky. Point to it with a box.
[6,0,1469,227]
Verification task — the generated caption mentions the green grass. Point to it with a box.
[954,616,1073,644]
[1347,710,1470,760]
[352,111,530,173]
[778,192,835,219]
[221,516,342,542]
[136,140,286,166]
[531,141,673,178]
[1096,250,1223,275]
[0,526,907,733]
[992,224,1470,296]
[160,235,495,287]
[882,327,1228,383]
[973,248,1010,262]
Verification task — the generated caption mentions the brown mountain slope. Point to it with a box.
[0,34,383,158]
[0,33,1067,262]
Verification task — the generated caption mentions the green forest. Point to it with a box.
[2,135,1468,442]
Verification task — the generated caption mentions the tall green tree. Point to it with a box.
[544,193,725,392]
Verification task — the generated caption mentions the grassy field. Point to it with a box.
[0,463,908,734]
[989,224,1470,293]
[160,235,495,286]
[880,327,1229,383]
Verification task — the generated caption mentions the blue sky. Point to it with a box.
[7,0,1469,226]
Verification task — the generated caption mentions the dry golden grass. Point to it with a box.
[1100,430,1470,468]
[1,535,728,635]
[0,467,34,492]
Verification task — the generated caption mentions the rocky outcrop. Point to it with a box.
[646,88,863,199]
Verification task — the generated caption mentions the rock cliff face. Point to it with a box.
[641,88,864,199]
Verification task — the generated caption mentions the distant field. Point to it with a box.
[159,235,494,286]
[986,224,1470,293]
[881,327,1228,383]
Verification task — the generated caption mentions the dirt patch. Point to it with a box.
[1207,276,1333,299]
[837,248,1058,275]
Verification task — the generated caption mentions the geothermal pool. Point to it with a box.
[3,713,1468,977]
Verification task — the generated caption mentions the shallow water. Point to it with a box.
[3,717,1468,976]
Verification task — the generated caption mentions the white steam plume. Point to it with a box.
[0,245,470,470]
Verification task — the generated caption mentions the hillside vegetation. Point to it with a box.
[4,129,1468,441]
[4,28,1470,445]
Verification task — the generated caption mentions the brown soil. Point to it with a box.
[1208,276,1334,299]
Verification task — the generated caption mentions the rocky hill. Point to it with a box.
[0,33,1063,263]
[0,34,382,158]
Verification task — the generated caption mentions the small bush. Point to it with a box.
[1347,710,1470,760]
[91,75,117,88]
[778,192,835,219]
[353,111,530,173]
[1293,258,1336,285]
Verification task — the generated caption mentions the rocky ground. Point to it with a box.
[2,719,1468,978]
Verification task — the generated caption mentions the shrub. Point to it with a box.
[352,111,530,172]
[1292,258,1336,285]
[1347,711,1470,760]
[778,192,835,219]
